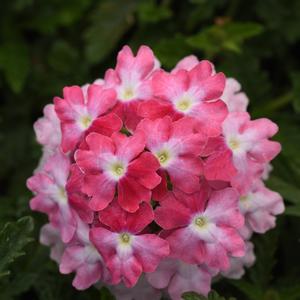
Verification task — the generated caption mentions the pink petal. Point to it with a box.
[88,113,123,137]
[127,152,161,190]
[83,174,116,211]
[118,176,151,212]
[99,201,154,234]
[133,234,170,272]
[137,116,172,150]
[87,84,117,117]
[152,70,189,101]
[63,86,85,105]
[113,132,145,162]
[154,195,190,229]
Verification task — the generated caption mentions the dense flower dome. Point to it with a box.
[27,45,284,300]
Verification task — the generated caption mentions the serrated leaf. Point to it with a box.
[0,42,29,93]
[0,216,34,277]
[84,0,138,64]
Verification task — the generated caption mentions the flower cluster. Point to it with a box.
[27,46,284,300]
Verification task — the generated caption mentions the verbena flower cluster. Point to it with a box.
[27,45,284,300]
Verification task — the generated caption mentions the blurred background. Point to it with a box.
[0,0,300,299]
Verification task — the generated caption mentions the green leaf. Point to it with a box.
[84,0,138,64]
[284,205,300,217]
[0,42,30,93]
[153,35,193,69]
[0,216,34,277]
[182,290,236,300]
[137,0,172,24]
[229,280,264,300]
[182,291,206,300]
[291,72,300,113]
[187,22,263,58]
[267,176,300,204]
[47,40,79,73]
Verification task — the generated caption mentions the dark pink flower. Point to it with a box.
[137,116,206,198]
[104,45,157,131]
[138,60,227,136]
[54,84,122,152]
[74,131,161,212]
[90,201,169,287]
[155,186,245,270]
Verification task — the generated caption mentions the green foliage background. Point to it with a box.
[0,0,300,299]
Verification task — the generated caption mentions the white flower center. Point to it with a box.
[175,96,194,113]
[194,216,208,228]
[108,161,127,180]
[117,232,134,256]
[119,86,136,102]
[119,232,131,244]
[155,149,173,167]
[56,186,68,204]
[79,114,93,129]
[239,194,252,211]
[228,137,241,151]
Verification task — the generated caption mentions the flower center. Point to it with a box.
[240,195,248,202]
[56,186,68,204]
[120,86,135,101]
[120,233,131,244]
[194,216,207,228]
[228,138,240,150]
[79,115,92,129]
[175,97,193,112]
[155,149,172,167]
[109,162,127,180]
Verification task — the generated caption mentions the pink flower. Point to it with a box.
[204,112,281,192]
[66,164,94,224]
[34,104,61,150]
[54,84,122,152]
[239,180,284,234]
[104,45,157,131]
[40,223,65,264]
[222,241,255,279]
[155,186,245,270]
[60,215,111,290]
[74,131,161,212]
[137,116,206,197]
[90,201,170,287]
[172,55,200,73]
[108,275,161,300]
[139,60,227,136]
[147,258,214,300]
[221,78,249,112]
[27,152,76,242]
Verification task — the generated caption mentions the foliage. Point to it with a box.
[182,290,236,300]
[0,0,300,299]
